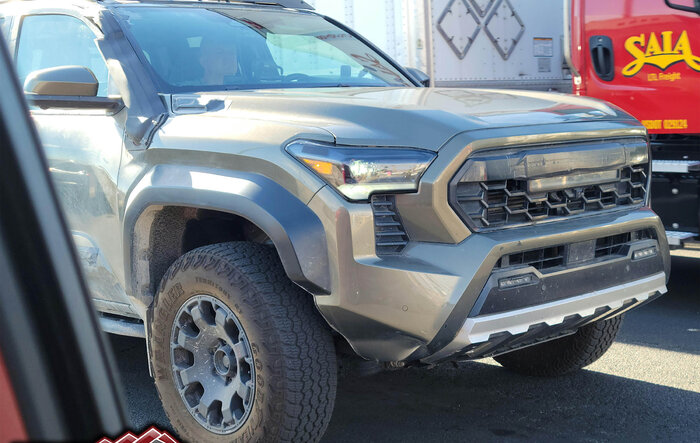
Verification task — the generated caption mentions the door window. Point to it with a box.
[16,14,110,96]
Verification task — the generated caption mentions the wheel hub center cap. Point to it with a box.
[213,344,236,377]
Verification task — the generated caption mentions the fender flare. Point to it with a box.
[123,165,331,309]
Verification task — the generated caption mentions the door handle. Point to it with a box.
[590,35,615,81]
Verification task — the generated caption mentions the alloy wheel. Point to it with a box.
[170,295,255,434]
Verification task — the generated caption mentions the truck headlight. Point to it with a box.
[286,140,436,201]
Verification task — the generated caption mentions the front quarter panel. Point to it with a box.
[122,165,331,317]
[118,115,337,317]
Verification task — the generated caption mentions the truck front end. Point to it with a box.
[297,119,669,364]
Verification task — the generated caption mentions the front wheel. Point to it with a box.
[148,242,337,442]
[494,316,623,377]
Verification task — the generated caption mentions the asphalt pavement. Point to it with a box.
[109,254,700,442]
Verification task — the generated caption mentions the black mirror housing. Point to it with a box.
[405,67,431,87]
[25,94,124,111]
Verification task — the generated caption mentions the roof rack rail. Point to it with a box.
[96,0,314,10]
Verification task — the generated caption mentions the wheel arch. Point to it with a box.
[123,165,331,317]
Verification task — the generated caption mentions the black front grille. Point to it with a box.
[498,245,566,272]
[371,195,409,255]
[495,229,655,273]
[594,229,654,257]
[453,165,648,230]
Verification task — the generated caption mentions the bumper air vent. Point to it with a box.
[371,195,409,255]
[495,229,656,273]
[497,245,566,272]
[595,229,654,258]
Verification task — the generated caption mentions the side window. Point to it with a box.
[16,14,110,96]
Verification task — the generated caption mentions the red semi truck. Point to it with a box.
[567,0,700,246]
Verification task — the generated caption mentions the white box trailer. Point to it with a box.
[307,0,571,91]
[306,0,431,74]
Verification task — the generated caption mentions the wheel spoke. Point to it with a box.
[232,340,249,360]
[197,385,219,418]
[190,304,209,331]
[177,330,198,352]
[197,399,210,419]
[179,365,201,386]
[236,379,253,403]
[222,403,234,425]
[215,307,228,328]
[220,384,236,424]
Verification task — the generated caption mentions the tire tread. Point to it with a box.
[150,242,336,442]
[494,316,623,377]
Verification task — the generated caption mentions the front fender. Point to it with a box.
[123,165,331,311]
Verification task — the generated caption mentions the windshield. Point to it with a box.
[114,5,414,92]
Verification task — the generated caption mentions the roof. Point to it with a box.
[98,0,314,10]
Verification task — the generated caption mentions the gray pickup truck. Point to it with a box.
[0,0,670,441]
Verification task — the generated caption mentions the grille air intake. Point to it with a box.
[450,139,650,231]
[494,229,655,273]
[453,166,648,231]
[371,195,409,255]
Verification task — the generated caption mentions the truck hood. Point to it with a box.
[177,87,635,151]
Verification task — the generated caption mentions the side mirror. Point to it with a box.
[23,65,123,111]
[405,67,431,87]
[24,65,98,96]
[665,0,700,14]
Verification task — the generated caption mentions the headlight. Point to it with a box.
[286,140,436,201]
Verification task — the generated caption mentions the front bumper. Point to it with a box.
[421,272,666,364]
[308,185,669,363]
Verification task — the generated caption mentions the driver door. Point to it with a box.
[14,13,134,317]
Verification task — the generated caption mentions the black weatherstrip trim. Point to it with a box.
[96,10,168,147]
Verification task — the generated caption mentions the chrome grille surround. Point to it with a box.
[450,138,650,231]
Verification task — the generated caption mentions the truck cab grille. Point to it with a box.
[450,139,650,231]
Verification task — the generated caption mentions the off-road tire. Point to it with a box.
[494,316,623,377]
[148,242,337,442]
